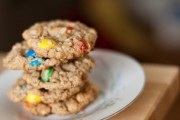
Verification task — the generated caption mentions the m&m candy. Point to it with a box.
[41,67,53,82]
[39,39,56,49]
[25,49,37,58]
[80,40,88,52]
[26,94,41,104]
[66,26,74,30]
[29,59,42,67]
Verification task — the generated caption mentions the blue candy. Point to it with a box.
[30,59,42,67]
[25,49,37,58]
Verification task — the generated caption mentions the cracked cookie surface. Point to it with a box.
[22,20,97,60]
[8,79,84,104]
[3,42,68,70]
[23,81,98,116]
[8,79,98,116]
[22,56,94,90]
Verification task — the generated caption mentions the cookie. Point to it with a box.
[22,56,94,90]
[3,42,68,70]
[23,82,98,116]
[8,79,82,104]
[22,20,97,60]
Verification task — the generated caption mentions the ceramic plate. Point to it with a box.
[0,49,146,120]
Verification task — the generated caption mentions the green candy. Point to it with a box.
[41,68,53,82]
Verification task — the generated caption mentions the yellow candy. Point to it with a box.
[39,39,56,49]
[26,94,41,104]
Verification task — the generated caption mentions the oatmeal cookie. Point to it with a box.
[22,20,97,60]
[8,79,82,104]
[23,82,98,116]
[22,56,94,90]
[3,42,67,70]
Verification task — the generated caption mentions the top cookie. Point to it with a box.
[22,20,97,59]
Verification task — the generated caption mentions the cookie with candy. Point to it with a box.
[4,20,98,116]
[3,42,68,70]
[22,20,97,60]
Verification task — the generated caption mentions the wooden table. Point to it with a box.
[110,64,179,120]
[0,54,179,120]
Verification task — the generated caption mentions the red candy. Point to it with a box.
[73,39,88,53]
[67,26,74,30]
[80,40,88,52]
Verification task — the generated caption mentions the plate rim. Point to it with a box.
[92,48,146,120]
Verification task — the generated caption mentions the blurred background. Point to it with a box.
[0,0,180,65]
[0,0,179,119]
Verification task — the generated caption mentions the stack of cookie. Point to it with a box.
[3,20,98,116]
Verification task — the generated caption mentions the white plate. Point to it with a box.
[0,49,146,120]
